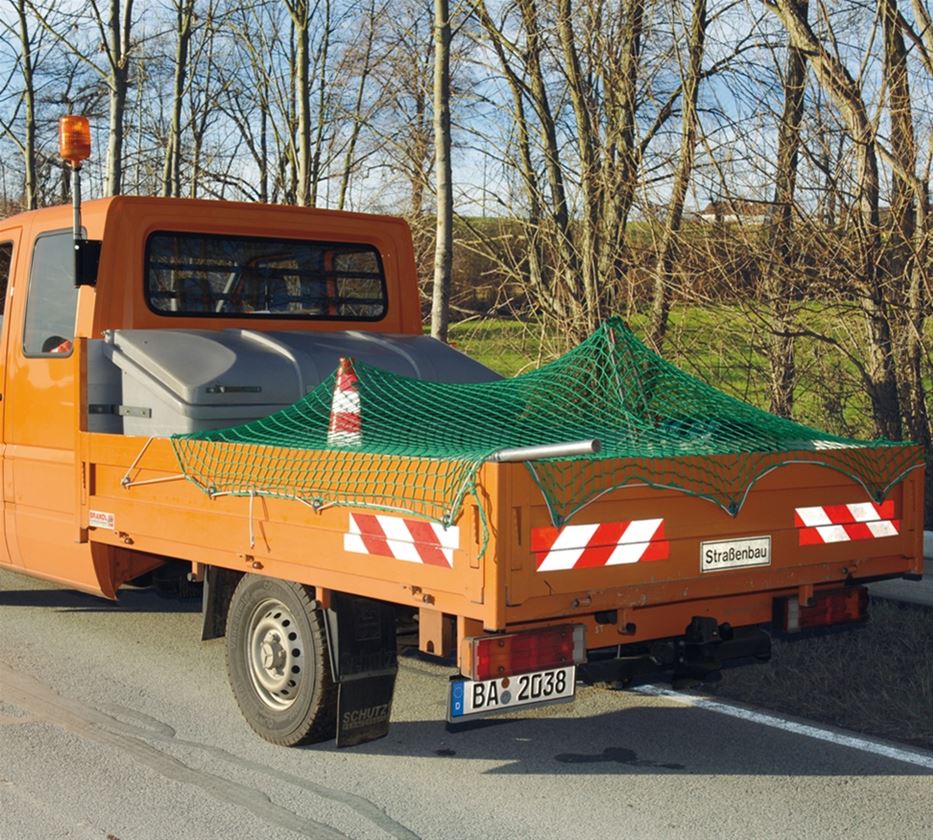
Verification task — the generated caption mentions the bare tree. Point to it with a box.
[766,0,808,418]
[220,2,284,202]
[284,0,313,205]
[337,0,379,210]
[309,0,333,206]
[472,0,548,313]
[186,3,220,199]
[28,0,135,196]
[555,0,600,332]
[431,0,452,340]
[765,0,902,439]
[96,0,134,196]
[14,0,38,208]
[372,1,436,214]
[910,0,933,72]
[515,0,578,323]
[647,0,707,350]
[0,1,37,209]
[161,0,195,197]
[879,0,930,457]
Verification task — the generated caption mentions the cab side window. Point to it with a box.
[23,232,78,356]
[0,242,11,330]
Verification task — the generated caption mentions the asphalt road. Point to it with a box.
[1,567,931,840]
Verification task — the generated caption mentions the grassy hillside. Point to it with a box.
[448,309,882,441]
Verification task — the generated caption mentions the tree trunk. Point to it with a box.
[648,0,707,351]
[516,0,581,330]
[287,0,311,206]
[187,8,216,199]
[766,0,807,418]
[597,0,645,301]
[881,0,916,266]
[338,0,376,211]
[16,0,37,209]
[556,0,600,333]
[309,0,331,207]
[259,96,268,204]
[104,0,133,197]
[162,0,193,198]
[473,0,550,315]
[286,16,299,204]
[107,71,127,196]
[430,0,452,342]
[880,0,929,456]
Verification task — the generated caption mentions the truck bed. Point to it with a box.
[82,432,924,657]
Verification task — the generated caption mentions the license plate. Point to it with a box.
[700,535,771,573]
[448,666,575,721]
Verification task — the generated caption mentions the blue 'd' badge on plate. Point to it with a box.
[449,681,465,718]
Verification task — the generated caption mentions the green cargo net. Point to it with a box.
[170,317,922,527]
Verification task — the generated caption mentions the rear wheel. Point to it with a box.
[225,575,337,745]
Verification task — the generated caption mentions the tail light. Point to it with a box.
[779,587,868,633]
[466,625,585,681]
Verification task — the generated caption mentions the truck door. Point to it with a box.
[0,229,20,568]
[4,228,99,591]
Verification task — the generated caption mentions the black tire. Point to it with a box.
[225,575,337,746]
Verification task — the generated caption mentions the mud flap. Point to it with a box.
[200,567,243,641]
[323,593,398,748]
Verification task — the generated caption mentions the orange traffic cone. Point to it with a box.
[327,357,362,447]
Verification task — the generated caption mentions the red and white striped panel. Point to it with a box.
[794,500,899,545]
[532,519,668,572]
[345,513,459,567]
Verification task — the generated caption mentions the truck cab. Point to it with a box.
[0,197,431,594]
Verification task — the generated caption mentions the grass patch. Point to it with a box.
[703,600,933,751]
[448,319,550,377]
[448,307,894,440]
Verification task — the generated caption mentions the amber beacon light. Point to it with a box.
[59,115,91,167]
[59,114,98,287]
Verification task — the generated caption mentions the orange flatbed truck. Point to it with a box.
[0,185,925,746]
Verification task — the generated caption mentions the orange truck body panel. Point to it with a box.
[80,428,924,643]
[0,197,924,671]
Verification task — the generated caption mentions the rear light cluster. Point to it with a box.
[468,624,585,681]
[779,586,868,633]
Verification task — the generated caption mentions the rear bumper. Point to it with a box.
[579,618,772,688]
[505,551,916,644]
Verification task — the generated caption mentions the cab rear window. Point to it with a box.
[146,232,386,320]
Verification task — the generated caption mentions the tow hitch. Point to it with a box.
[579,616,772,689]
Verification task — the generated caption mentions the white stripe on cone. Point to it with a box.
[328,357,362,447]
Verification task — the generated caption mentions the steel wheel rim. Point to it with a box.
[245,597,304,710]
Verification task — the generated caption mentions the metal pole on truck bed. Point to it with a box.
[487,439,601,463]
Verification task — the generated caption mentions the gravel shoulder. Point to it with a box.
[702,597,933,751]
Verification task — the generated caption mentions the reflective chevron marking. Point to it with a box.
[532,519,668,572]
[794,501,899,545]
[345,513,458,567]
